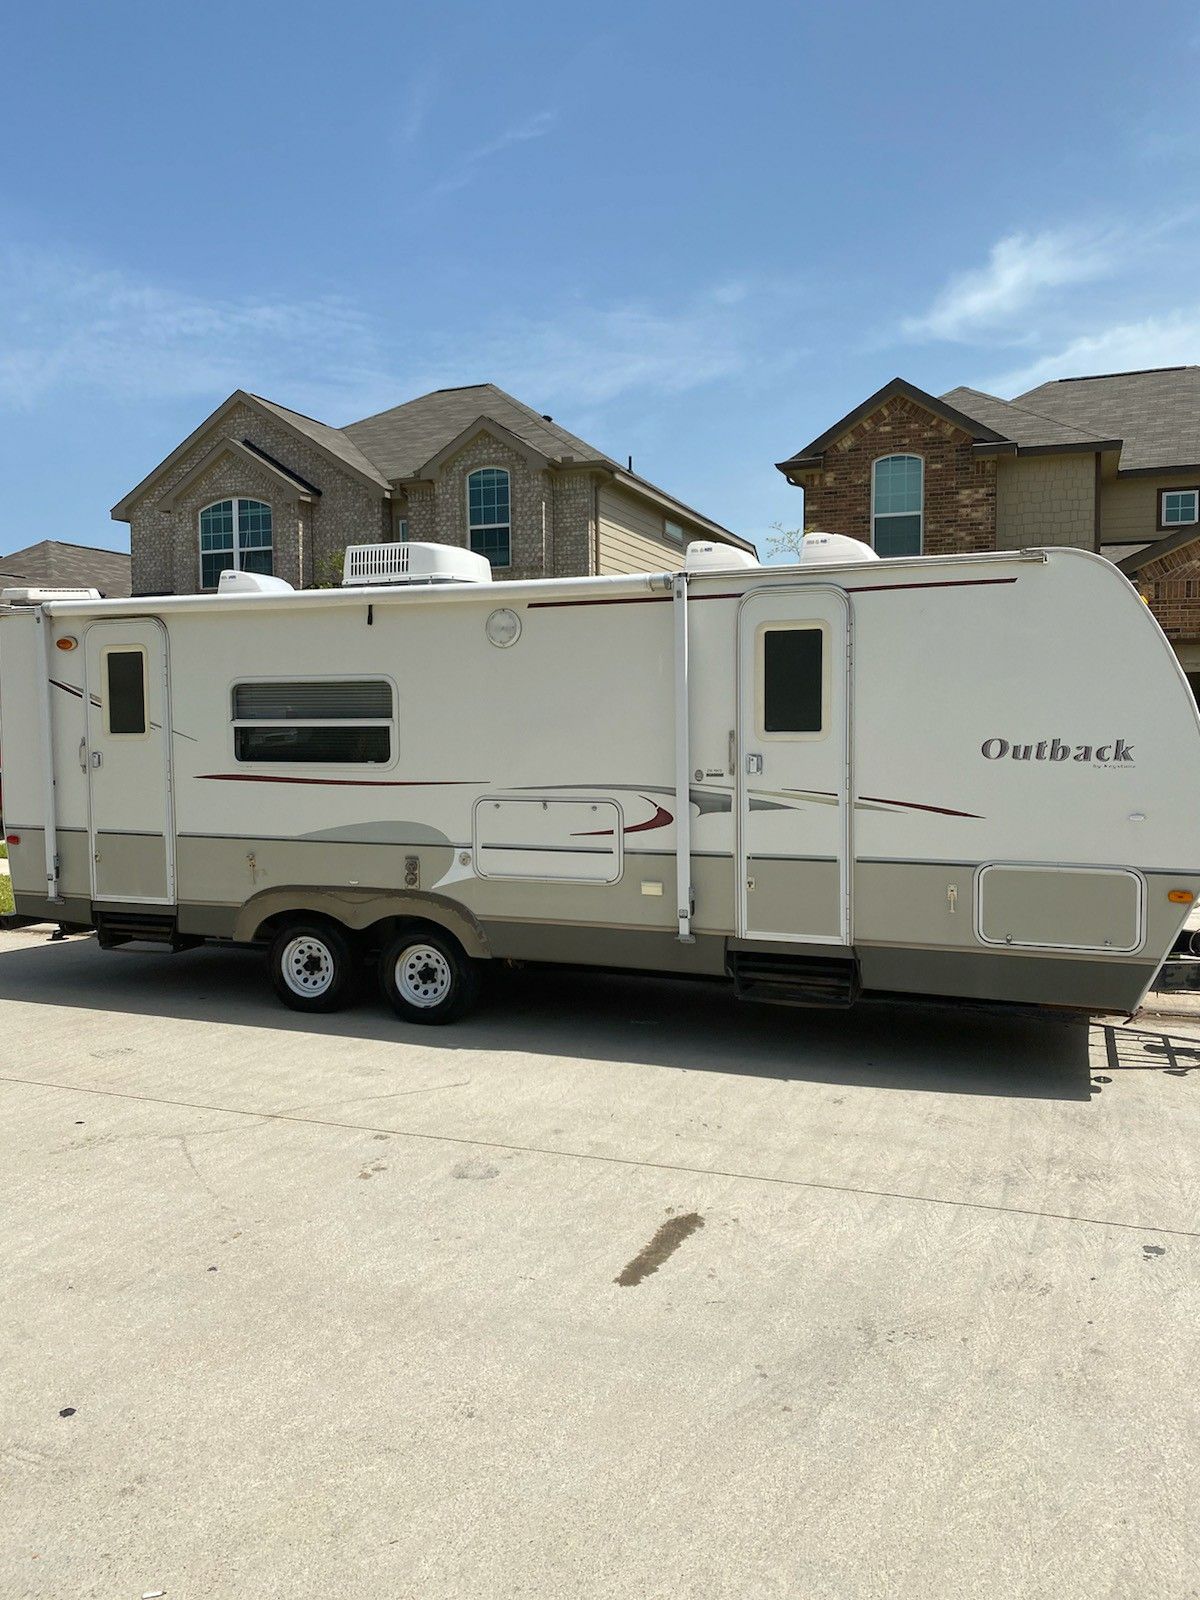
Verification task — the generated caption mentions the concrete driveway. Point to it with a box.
[1,926,1198,1600]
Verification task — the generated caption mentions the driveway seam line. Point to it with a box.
[3,1071,1195,1240]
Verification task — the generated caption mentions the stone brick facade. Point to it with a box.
[128,400,388,595]
[121,392,742,596]
[796,395,998,555]
[1131,542,1200,641]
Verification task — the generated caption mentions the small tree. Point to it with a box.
[764,521,810,560]
[308,551,347,590]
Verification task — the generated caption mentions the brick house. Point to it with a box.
[776,366,1200,689]
[112,383,752,596]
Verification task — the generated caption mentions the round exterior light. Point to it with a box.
[55,636,78,651]
[485,607,522,649]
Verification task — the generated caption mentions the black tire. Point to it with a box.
[379,927,480,1025]
[268,920,358,1014]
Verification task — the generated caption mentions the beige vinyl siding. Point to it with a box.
[596,483,687,574]
[995,453,1095,550]
[1101,472,1200,544]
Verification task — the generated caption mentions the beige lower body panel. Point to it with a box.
[94,833,169,901]
[9,830,1191,1015]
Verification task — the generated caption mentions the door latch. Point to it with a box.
[746,753,763,775]
[90,751,102,769]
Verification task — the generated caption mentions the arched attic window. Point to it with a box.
[199,499,273,588]
[871,456,923,557]
[467,468,511,567]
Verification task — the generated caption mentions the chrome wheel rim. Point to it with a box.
[396,944,452,1008]
[281,935,336,998]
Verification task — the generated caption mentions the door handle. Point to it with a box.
[90,751,102,769]
[746,753,763,775]
[78,739,88,772]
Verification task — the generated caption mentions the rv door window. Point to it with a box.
[104,648,147,737]
[232,678,394,765]
[760,626,824,736]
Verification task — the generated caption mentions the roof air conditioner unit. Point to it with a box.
[798,532,881,565]
[342,542,493,587]
[684,541,759,574]
[0,587,102,605]
[217,570,295,595]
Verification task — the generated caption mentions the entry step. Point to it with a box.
[727,950,861,1009]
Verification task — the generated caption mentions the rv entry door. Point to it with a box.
[84,620,175,904]
[737,589,849,943]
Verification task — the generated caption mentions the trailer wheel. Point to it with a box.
[269,920,357,1013]
[379,928,479,1025]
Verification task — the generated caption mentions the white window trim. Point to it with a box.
[198,497,274,590]
[754,621,830,743]
[100,644,149,741]
[466,466,512,569]
[1160,488,1200,528]
[870,454,924,555]
[228,672,399,770]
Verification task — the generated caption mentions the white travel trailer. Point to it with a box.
[2,537,1198,1023]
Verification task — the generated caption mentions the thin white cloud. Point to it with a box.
[0,244,395,416]
[396,68,438,147]
[0,244,803,423]
[985,310,1200,393]
[431,110,557,195]
[902,229,1118,343]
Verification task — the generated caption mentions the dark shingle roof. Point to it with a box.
[939,386,1113,450]
[343,383,613,480]
[250,395,391,488]
[1014,367,1200,472]
[0,539,131,597]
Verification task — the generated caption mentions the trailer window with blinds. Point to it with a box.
[759,625,825,736]
[232,679,394,764]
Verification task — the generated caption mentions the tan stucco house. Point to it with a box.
[112,382,753,596]
[776,365,1200,688]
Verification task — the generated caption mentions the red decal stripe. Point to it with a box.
[529,592,742,610]
[573,801,674,837]
[859,795,983,818]
[845,577,1019,594]
[197,773,486,788]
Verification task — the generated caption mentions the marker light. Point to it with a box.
[1168,890,1194,904]
[55,636,77,651]
[5,834,19,845]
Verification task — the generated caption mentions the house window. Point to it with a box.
[199,498,273,588]
[232,679,394,765]
[1160,489,1200,529]
[758,625,825,737]
[467,468,511,567]
[664,519,685,544]
[872,456,923,557]
[396,519,409,542]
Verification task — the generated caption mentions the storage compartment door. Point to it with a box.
[976,865,1144,953]
[474,797,622,883]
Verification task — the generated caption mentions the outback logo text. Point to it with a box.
[981,737,1134,764]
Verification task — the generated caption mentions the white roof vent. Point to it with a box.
[798,532,881,566]
[342,542,492,587]
[1,586,103,606]
[217,570,295,595]
[684,540,759,574]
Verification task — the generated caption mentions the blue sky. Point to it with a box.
[2,0,1199,560]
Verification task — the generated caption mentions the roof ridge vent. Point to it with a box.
[342,541,493,587]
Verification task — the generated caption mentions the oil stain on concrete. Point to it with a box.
[615,1212,704,1287]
